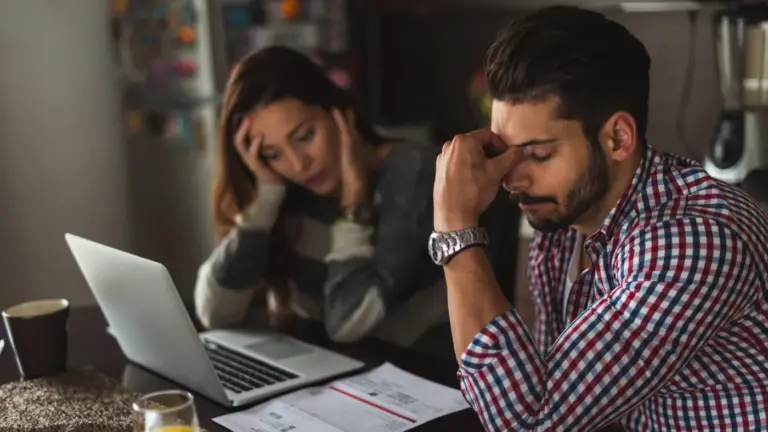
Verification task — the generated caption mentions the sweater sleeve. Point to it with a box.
[194,183,287,329]
[322,144,438,342]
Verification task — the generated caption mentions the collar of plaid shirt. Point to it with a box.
[553,144,655,265]
[531,145,659,329]
[577,144,659,323]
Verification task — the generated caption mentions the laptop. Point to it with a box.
[64,233,365,407]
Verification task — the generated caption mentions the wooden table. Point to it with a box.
[0,305,482,432]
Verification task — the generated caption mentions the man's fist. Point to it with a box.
[433,129,518,232]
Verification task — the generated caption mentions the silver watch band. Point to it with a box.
[428,227,488,266]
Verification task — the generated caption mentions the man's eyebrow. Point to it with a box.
[514,138,558,148]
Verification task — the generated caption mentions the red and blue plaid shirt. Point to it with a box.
[458,146,768,431]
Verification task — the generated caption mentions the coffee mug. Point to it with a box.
[2,299,70,380]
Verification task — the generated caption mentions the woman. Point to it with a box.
[194,46,449,352]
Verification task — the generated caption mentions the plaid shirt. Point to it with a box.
[458,146,768,431]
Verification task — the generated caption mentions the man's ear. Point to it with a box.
[600,111,637,162]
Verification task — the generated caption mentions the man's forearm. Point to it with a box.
[444,247,511,362]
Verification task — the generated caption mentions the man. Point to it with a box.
[428,6,768,431]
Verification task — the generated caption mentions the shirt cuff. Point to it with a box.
[459,309,521,373]
[235,183,287,230]
[325,221,375,262]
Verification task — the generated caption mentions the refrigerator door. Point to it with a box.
[110,0,219,299]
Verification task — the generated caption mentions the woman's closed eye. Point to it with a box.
[260,145,282,161]
[259,125,315,162]
[294,126,315,143]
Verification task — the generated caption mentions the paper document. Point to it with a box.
[214,363,469,432]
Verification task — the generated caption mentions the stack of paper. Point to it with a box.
[214,363,469,432]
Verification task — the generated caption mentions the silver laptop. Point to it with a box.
[64,233,365,407]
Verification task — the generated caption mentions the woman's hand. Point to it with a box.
[332,108,368,212]
[234,117,284,186]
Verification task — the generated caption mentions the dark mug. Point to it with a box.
[2,299,69,380]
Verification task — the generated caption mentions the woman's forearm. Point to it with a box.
[195,183,287,327]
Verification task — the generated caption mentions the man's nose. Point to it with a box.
[501,168,532,193]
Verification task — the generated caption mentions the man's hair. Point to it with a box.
[486,6,651,145]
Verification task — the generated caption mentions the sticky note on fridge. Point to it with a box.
[281,0,302,20]
[178,27,196,44]
[328,68,352,89]
[167,112,194,143]
[126,110,143,134]
[152,4,166,19]
[224,5,255,28]
[110,0,129,15]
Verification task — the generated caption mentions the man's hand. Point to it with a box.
[434,129,518,232]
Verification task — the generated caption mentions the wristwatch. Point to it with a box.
[428,227,488,266]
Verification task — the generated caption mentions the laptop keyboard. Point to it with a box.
[203,341,299,394]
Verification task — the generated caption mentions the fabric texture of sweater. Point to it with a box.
[194,141,448,347]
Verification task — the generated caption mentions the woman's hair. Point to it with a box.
[212,46,387,241]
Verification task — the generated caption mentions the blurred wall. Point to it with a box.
[0,0,132,310]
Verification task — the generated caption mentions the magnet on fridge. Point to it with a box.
[125,110,143,134]
[170,60,198,78]
[328,68,352,89]
[281,0,302,21]
[166,112,195,144]
[110,0,129,16]
[151,4,166,19]
[225,5,255,28]
[178,27,196,45]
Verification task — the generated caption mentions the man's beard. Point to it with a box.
[512,142,610,233]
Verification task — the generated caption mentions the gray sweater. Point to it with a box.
[194,141,446,346]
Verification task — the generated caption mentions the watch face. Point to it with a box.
[428,232,443,264]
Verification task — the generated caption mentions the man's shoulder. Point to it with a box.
[611,152,768,272]
[633,150,766,235]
